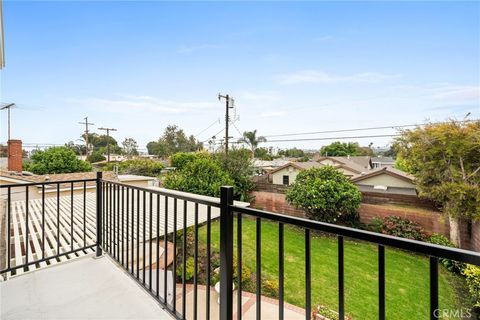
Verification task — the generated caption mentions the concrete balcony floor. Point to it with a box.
[0,255,173,320]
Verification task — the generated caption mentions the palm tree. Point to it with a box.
[239,130,267,156]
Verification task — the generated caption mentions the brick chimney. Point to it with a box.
[8,139,23,172]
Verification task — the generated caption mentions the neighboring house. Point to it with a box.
[117,174,158,188]
[252,159,290,173]
[315,156,369,178]
[266,157,415,195]
[371,156,395,169]
[351,167,417,196]
[269,161,323,185]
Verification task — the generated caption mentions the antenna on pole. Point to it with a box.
[1,103,16,141]
[218,94,234,155]
[79,117,94,157]
[98,127,117,163]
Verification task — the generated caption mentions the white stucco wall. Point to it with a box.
[355,174,414,189]
[271,166,299,185]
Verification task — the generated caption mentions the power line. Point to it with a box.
[202,127,225,143]
[264,134,399,143]
[230,120,243,138]
[194,118,221,137]
[261,119,479,138]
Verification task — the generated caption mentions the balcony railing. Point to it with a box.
[1,172,480,320]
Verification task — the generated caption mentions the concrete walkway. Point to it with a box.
[175,284,306,320]
[0,255,172,320]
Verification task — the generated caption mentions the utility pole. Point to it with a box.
[218,94,234,155]
[79,117,94,156]
[98,127,117,162]
[1,103,15,142]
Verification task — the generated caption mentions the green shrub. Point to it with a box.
[163,157,234,197]
[369,217,384,233]
[176,257,196,281]
[170,152,209,170]
[286,166,361,224]
[262,278,279,298]
[463,264,480,308]
[87,151,106,163]
[24,147,92,174]
[427,234,465,274]
[380,216,426,241]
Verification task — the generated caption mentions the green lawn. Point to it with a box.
[196,217,466,320]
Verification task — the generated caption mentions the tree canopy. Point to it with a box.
[319,141,374,157]
[213,148,255,201]
[122,138,139,158]
[239,130,266,155]
[81,133,122,155]
[147,125,202,158]
[395,120,480,222]
[24,147,92,174]
[104,159,164,177]
[278,148,305,158]
[286,166,361,223]
[163,157,234,197]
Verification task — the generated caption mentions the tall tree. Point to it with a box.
[320,141,359,156]
[147,125,202,158]
[395,120,480,244]
[239,130,267,156]
[122,138,139,158]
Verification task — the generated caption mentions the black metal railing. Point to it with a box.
[0,176,98,275]
[2,177,480,320]
[222,185,480,320]
[100,176,222,320]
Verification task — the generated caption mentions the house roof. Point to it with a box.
[351,166,414,184]
[268,161,322,174]
[0,171,118,188]
[252,159,290,169]
[315,156,368,174]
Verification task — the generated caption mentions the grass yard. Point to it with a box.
[196,217,467,320]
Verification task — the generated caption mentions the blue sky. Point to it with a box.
[1,1,479,151]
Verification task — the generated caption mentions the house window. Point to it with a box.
[282,175,289,185]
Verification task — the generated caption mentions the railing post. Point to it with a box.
[220,186,234,320]
[96,171,103,257]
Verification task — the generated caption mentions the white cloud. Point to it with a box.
[177,44,222,54]
[70,95,217,114]
[276,70,402,85]
[428,85,480,101]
